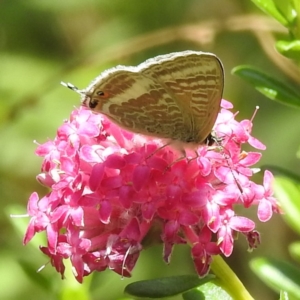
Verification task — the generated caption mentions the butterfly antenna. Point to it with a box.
[60,81,82,95]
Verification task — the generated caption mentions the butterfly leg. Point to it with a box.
[145,142,172,160]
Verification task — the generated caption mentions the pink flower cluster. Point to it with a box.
[23,100,280,282]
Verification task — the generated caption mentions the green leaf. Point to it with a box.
[250,257,300,298]
[124,275,214,298]
[232,66,300,108]
[197,282,232,300]
[182,288,205,300]
[276,40,300,60]
[280,290,290,300]
[289,242,300,264]
[251,0,289,27]
[19,260,52,291]
[273,175,300,235]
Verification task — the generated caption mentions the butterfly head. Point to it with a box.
[61,81,108,111]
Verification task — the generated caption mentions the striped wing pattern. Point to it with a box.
[82,51,224,144]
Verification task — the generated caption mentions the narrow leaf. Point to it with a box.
[19,260,52,291]
[251,0,289,27]
[250,257,300,298]
[276,40,300,60]
[124,275,214,298]
[273,175,300,235]
[232,66,300,108]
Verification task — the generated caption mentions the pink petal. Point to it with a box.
[229,216,255,232]
[263,170,274,193]
[99,200,112,224]
[132,165,150,191]
[105,154,126,169]
[89,163,105,191]
[258,200,272,222]
[248,136,266,150]
[218,227,234,257]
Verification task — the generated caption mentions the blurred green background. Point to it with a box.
[1,0,299,299]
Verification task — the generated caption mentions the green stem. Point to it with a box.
[211,255,254,300]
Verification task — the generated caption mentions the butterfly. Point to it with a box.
[62,50,224,146]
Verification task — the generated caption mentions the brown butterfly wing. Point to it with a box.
[141,51,224,143]
[83,51,224,144]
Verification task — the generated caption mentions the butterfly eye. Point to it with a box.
[89,98,99,109]
[97,91,109,98]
